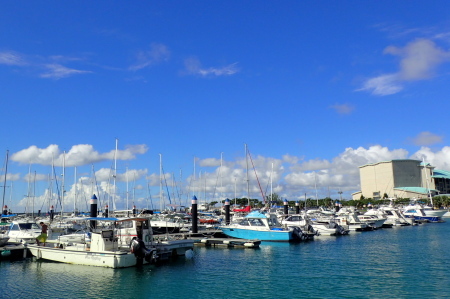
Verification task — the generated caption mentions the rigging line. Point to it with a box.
[52,161,62,212]
[212,165,221,203]
[247,147,266,203]
[161,166,172,204]
[92,164,103,209]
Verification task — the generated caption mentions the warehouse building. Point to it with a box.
[351,159,450,200]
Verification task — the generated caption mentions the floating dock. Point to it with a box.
[195,238,261,248]
[0,243,28,261]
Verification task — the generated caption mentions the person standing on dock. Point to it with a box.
[36,222,48,245]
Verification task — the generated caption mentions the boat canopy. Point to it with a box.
[245,211,268,219]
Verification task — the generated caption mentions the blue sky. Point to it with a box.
[1,1,450,213]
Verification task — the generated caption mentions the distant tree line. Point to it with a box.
[215,192,450,210]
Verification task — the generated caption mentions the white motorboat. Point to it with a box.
[357,214,387,229]
[280,214,318,238]
[335,208,370,231]
[7,220,42,244]
[0,233,9,246]
[27,217,194,268]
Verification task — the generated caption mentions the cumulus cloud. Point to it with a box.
[329,103,355,115]
[129,43,170,71]
[411,146,450,170]
[11,144,148,167]
[183,57,239,77]
[409,131,443,146]
[358,38,450,95]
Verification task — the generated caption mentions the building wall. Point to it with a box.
[420,164,436,190]
[392,160,422,187]
[354,159,429,200]
[359,161,394,199]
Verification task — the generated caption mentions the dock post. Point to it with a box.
[225,198,231,225]
[335,201,340,212]
[104,205,109,218]
[295,201,300,214]
[90,194,98,230]
[192,195,198,233]
[2,205,7,216]
[283,199,289,218]
[133,205,136,216]
[50,205,54,222]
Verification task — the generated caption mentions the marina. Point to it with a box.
[1,216,449,298]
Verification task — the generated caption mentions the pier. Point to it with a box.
[196,237,261,248]
[0,243,28,261]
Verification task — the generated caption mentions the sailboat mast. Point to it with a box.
[61,151,65,218]
[1,150,9,212]
[220,152,223,206]
[245,144,250,206]
[422,158,433,207]
[113,138,118,211]
[126,167,129,212]
[314,172,318,206]
[270,162,273,206]
[159,154,163,212]
[74,167,77,214]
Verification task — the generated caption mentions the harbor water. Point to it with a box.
[2,220,450,299]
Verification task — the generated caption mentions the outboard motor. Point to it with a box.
[291,226,305,241]
[130,237,156,265]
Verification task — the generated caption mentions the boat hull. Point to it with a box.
[220,227,294,242]
[27,244,142,268]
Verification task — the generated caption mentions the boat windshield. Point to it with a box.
[18,223,40,230]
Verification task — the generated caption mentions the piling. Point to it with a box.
[50,205,54,222]
[295,201,300,214]
[192,196,198,233]
[90,194,98,229]
[225,198,230,225]
[283,199,288,217]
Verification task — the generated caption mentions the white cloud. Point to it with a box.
[40,64,92,79]
[358,38,450,95]
[129,43,170,71]
[329,103,355,115]
[0,51,27,66]
[183,57,239,77]
[11,144,148,167]
[410,146,450,170]
[357,73,403,96]
[409,131,443,146]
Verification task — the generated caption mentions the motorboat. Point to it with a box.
[357,214,387,229]
[7,220,42,244]
[27,217,194,268]
[280,214,317,239]
[402,205,445,222]
[147,213,192,234]
[335,208,371,231]
[376,206,412,226]
[0,233,9,246]
[219,211,308,242]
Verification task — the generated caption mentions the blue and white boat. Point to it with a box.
[402,204,446,222]
[219,211,305,242]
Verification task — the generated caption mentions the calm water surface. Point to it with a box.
[2,220,450,299]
